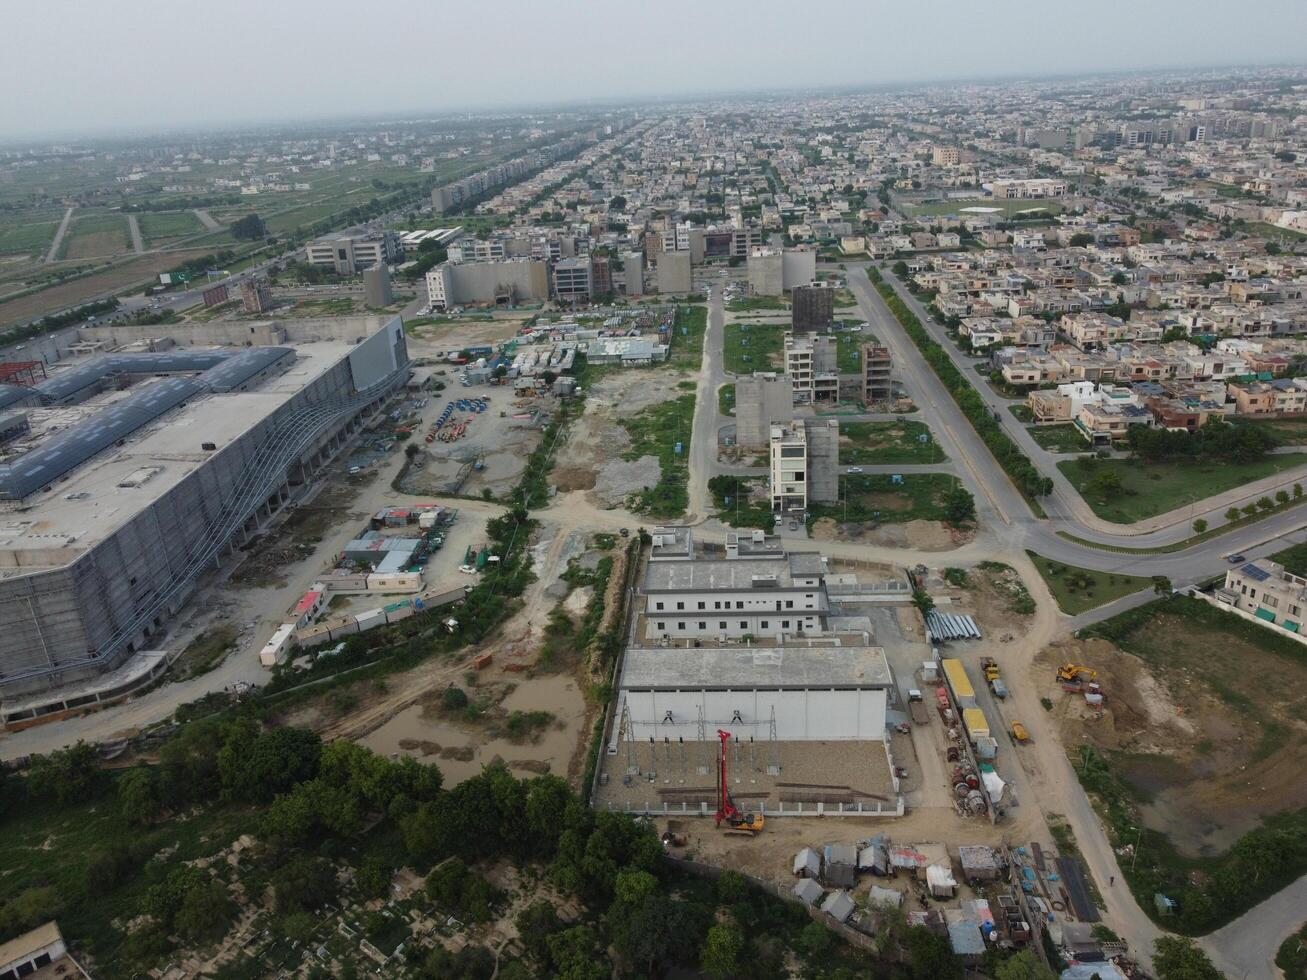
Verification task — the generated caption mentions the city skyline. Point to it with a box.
[4,0,1307,138]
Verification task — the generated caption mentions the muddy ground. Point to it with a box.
[1036,620,1307,857]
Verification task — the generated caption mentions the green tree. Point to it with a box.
[1276,489,1291,505]
[272,855,338,914]
[174,879,234,942]
[906,926,962,980]
[218,722,321,803]
[355,857,392,899]
[1226,506,1241,522]
[547,925,608,980]
[1152,936,1224,980]
[1257,495,1275,511]
[230,213,267,241]
[993,949,1057,980]
[944,485,976,524]
[1192,518,1208,534]
[700,922,744,979]
[1069,233,1095,247]
[118,765,160,825]
[609,195,627,211]
[514,901,563,966]
[26,741,102,805]
[1088,467,1124,497]
[1295,483,1304,499]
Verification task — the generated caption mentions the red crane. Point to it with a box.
[714,729,764,834]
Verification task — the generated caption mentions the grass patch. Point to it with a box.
[290,297,356,316]
[61,213,130,259]
[620,393,695,518]
[175,625,239,679]
[1234,417,1307,445]
[1009,404,1034,423]
[137,211,203,245]
[808,472,959,526]
[841,420,945,465]
[0,217,59,257]
[723,320,784,374]
[717,382,734,416]
[1028,424,1089,454]
[1026,552,1158,615]
[708,475,772,531]
[1058,454,1307,524]
[833,329,864,372]
[1078,594,1307,934]
[976,560,1037,615]
[668,304,707,371]
[726,295,787,312]
[1271,541,1307,577]
[1278,922,1307,980]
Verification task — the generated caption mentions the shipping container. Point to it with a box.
[941,658,976,708]
[962,707,990,742]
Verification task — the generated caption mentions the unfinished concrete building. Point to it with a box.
[862,344,893,403]
[656,251,692,295]
[769,418,838,514]
[734,372,794,450]
[784,334,839,405]
[747,248,784,296]
[0,318,410,727]
[791,281,835,333]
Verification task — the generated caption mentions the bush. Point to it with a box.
[442,686,470,710]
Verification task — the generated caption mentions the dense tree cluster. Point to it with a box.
[1126,419,1277,462]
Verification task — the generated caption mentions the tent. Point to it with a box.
[793,848,821,878]
[867,885,903,910]
[821,889,857,924]
[793,878,823,906]
[926,864,957,898]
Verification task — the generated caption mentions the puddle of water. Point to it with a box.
[361,674,585,785]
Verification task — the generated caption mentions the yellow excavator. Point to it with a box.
[1056,663,1097,684]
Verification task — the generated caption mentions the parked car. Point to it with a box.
[1226,554,1247,564]
[847,466,863,474]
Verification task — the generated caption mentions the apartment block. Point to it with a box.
[784,334,838,404]
[656,250,692,294]
[304,228,401,275]
[861,344,892,403]
[553,256,593,303]
[769,419,838,515]
[426,258,549,309]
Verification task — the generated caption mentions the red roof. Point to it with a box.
[295,590,323,613]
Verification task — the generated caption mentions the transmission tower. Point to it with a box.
[619,698,638,774]
[696,703,709,775]
[767,706,781,775]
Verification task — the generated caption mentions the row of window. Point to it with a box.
[655,619,807,631]
[654,597,812,611]
[1239,582,1302,616]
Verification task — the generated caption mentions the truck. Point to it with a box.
[907,689,930,725]
[981,657,1008,699]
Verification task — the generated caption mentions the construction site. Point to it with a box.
[0,316,412,728]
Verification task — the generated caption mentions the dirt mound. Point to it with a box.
[810,517,962,551]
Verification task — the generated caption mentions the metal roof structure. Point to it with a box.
[1238,561,1271,582]
[0,348,294,501]
[0,385,37,413]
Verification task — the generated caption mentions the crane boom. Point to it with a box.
[714,728,764,834]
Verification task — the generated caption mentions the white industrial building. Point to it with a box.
[615,643,891,744]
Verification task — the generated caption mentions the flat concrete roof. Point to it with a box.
[619,644,892,690]
[0,340,355,569]
[644,557,816,592]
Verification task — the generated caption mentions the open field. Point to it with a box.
[1058,453,1307,523]
[808,472,959,527]
[1026,552,1157,615]
[840,420,945,464]
[1064,595,1307,932]
[726,295,786,312]
[723,320,784,373]
[137,210,204,245]
[667,304,707,371]
[62,213,130,259]
[620,393,695,518]
[0,248,217,329]
[0,215,61,257]
[1235,416,1307,445]
[903,197,1064,218]
[1028,423,1089,453]
[717,382,734,416]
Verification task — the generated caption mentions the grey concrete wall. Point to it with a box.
[805,418,840,504]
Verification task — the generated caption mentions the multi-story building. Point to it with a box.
[240,278,272,314]
[861,344,892,403]
[553,256,593,303]
[621,251,644,297]
[656,251,692,294]
[784,334,838,404]
[304,228,402,275]
[932,146,962,166]
[426,258,549,310]
[735,372,794,450]
[363,264,393,308]
[591,256,612,298]
[791,282,835,333]
[769,419,838,515]
[748,247,783,296]
[1217,558,1307,634]
[0,318,411,725]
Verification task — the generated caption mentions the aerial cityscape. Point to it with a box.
[1,3,1306,979]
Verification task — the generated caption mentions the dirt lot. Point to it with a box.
[551,371,680,506]
[1037,616,1307,857]
[811,517,971,551]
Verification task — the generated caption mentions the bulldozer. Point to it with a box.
[714,729,764,835]
[1056,663,1097,684]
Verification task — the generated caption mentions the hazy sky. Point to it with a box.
[4,0,1306,139]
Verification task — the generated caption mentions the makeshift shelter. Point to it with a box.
[947,920,986,959]
[793,848,821,878]
[793,878,823,906]
[821,890,857,924]
[958,846,1002,883]
[858,842,890,875]
[867,886,902,910]
[926,863,957,898]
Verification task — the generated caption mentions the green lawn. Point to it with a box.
[841,420,945,464]
[808,472,959,526]
[668,305,707,371]
[1058,454,1307,524]
[723,321,784,374]
[709,475,772,531]
[726,295,787,312]
[1234,417,1307,445]
[1026,552,1158,615]
[620,394,695,518]
[1009,404,1034,423]
[61,213,130,259]
[138,210,204,245]
[1028,424,1090,453]
[904,197,1063,219]
[0,217,60,256]
[717,383,734,416]
[264,204,347,235]
[1277,922,1307,980]
[833,331,864,372]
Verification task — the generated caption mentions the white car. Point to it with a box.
[847,466,863,474]
[458,564,478,574]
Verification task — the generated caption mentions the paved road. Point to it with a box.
[686,284,725,521]
[1204,875,1307,979]
[44,206,74,263]
[126,214,144,255]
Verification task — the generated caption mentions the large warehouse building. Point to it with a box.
[0,317,410,726]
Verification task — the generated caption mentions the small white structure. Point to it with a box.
[260,623,297,667]
[868,885,903,909]
[793,878,823,906]
[793,847,821,878]
[926,864,957,898]
[821,889,857,923]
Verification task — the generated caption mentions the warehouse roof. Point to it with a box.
[619,644,891,690]
[644,557,818,592]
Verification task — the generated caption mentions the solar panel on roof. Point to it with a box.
[1240,563,1270,581]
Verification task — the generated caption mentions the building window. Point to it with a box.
[698,622,706,629]
[655,602,664,610]
[719,622,727,629]
[677,623,685,630]
[656,622,665,631]
[761,621,769,629]
[697,602,705,610]
[785,600,794,609]
[740,621,747,629]
[736,601,744,609]
[782,620,790,629]
[676,602,684,610]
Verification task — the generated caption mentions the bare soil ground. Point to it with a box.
[1036,625,1307,857]
[811,517,970,551]
[550,372,679,505]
